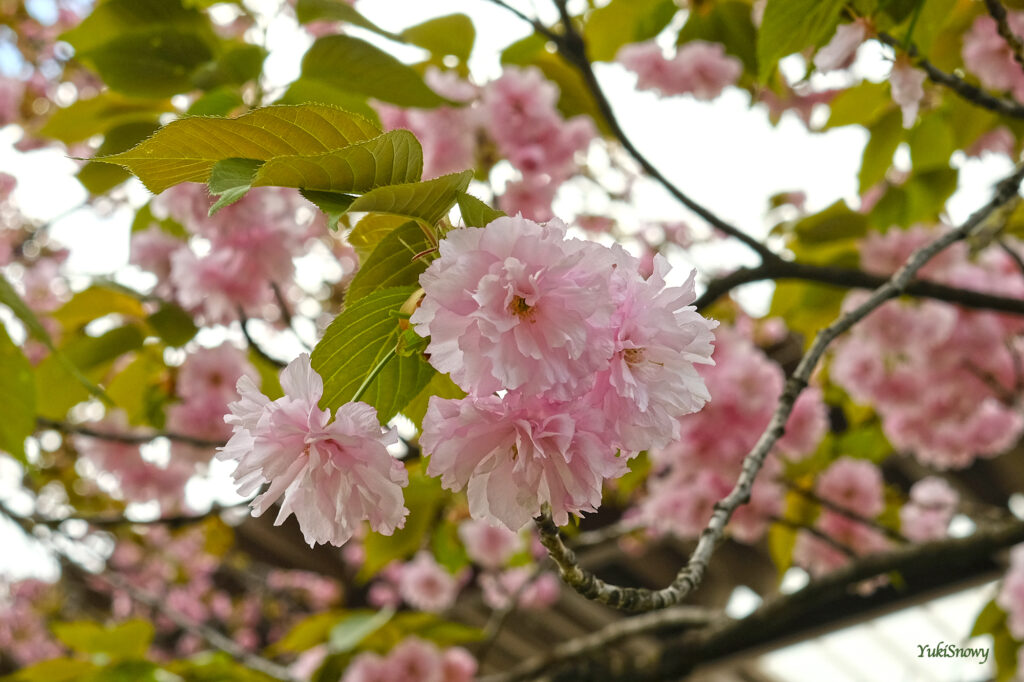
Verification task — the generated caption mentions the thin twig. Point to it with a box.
[768,515,858,558]
[999,238,1024,278]
[572,520,642,550]
[785,483,908,545]
[534,164,1024,612]
[984,0,1024,75]
[237,306,287,368]
[37,416,226,449]
[271,283,312,352]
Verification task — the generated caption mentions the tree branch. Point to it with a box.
[785,483,908,545]
[535,163,1024,612]
[984,0,1024,75]
[37,416,227,449]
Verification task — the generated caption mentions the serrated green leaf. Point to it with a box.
[311,287,435,422]
[401,14,476,62]
[52,286,147,331]
[254,131,424,193]
[296,35,454,109]
[348,214,408,260]
[585,0,677,62]
[346,221,430,302]
[678,1,757,74]
[207,157,264,214]
[52,619,154,660]
[302,190,356,230]
[358,469,444,581]
[0,325,35,462]
[192,43,267,90]
[757,0,846,80]
[276,78,382,124]
[858,108,904,194]
[97,104,382,194]
[39,92,171,145]
[456,192,503,227]
[106,350,167,425]
[349,170,472,226]
[78,121,162,195]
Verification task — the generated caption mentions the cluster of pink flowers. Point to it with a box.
[962,11,1024,103]
[792,457,890,577]
[831,226,1024,468]
[132,185,315,325]
[0,579,63,666]
[479,567,560,611]
[219,354,409,547]
[414,215,717,530]
[378,67,594,222]
[640,323,828,544]
[617,40,742,101]
[899,476,958,542]
[341,637,476,682]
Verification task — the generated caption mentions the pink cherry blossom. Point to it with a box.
[387,637,446,682]
[814,21,868,73]
[420,392,624,530]
[775,386,828,459]
[962,13,1024,103]
[816,457,884,519]
[442,647,478,682]
[618,40,741,101]
[176,343,256,404]
[793,512,890,578]
[890,59,927,129]
[411,216,616,399]
[498,176,558,222]
[219,354,409,547]
[899,476,958,541]
[967,126,1016,158]
[129,227,183,284]
[457,519,522,569]
[480,568,560,610]
[398,551,460,613]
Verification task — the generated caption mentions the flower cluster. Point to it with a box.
[962,11,1024,104]
[832,226,1024,468]
[219,354,408,547]
[639,323,828,544]
[617,40,742,101]
[414,215,717,530]
[340,637,477,682]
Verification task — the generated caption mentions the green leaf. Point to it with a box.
[456,192,503,227]
[793,200,869,244]
[677,1,757,74]
[329,609,395,653]
[0,325,35,462]
[302,190,356,230]
[358,469,444,581]
[34,326,146,419]
[362,612,483,651]
[901,0,956,54]
[97,104,382,194]
[52,620,154,660]
[146,302,198,347]
[267,611,348,655]
[295,35,455,109]
[501,34,611,135]
[61,0,220,98]
[106,350,168,426]
[348,170,472,227]
[825,82,893,130]
[348,214,408,260]
[187,87,245,116]
[78,121,162,195]
[402,372,465,427]
[431,520,470,573]
[39,92,171,145]
[0,273,56,345]
[295,0,398,39]
[254,131,424,193]
[311,287,435,422]
[858,108,904,194]
[584,0,677,62]
[346,221,430,302]
[994,629,1021,682]
[768,488,819,575]
[0,659,98,682]
[207,158,264,215]
[908,113,955,172]
[757,0,847,80]
[192,43,267,90]
[276,78,382,124]
[52,286,148,331]
[401,14,476,62]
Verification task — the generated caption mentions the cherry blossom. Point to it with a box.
[962,12,1024,103]
[890,59,927,129]
[899,476,958,541]
[457,519,522,569]
[813,21,868,73]
[618,40,742,100]
[398,551,460,613]
[219,354,409,547]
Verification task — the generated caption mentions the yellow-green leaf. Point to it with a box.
[348,170,472,227]
[0,324,35,462]
[401,14,476,63]
[757,0,846,80]
[346,221,430,302]
[52,619,154,661]
[585,0,677,62]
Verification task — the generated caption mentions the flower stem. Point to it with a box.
[352,346,398,403]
